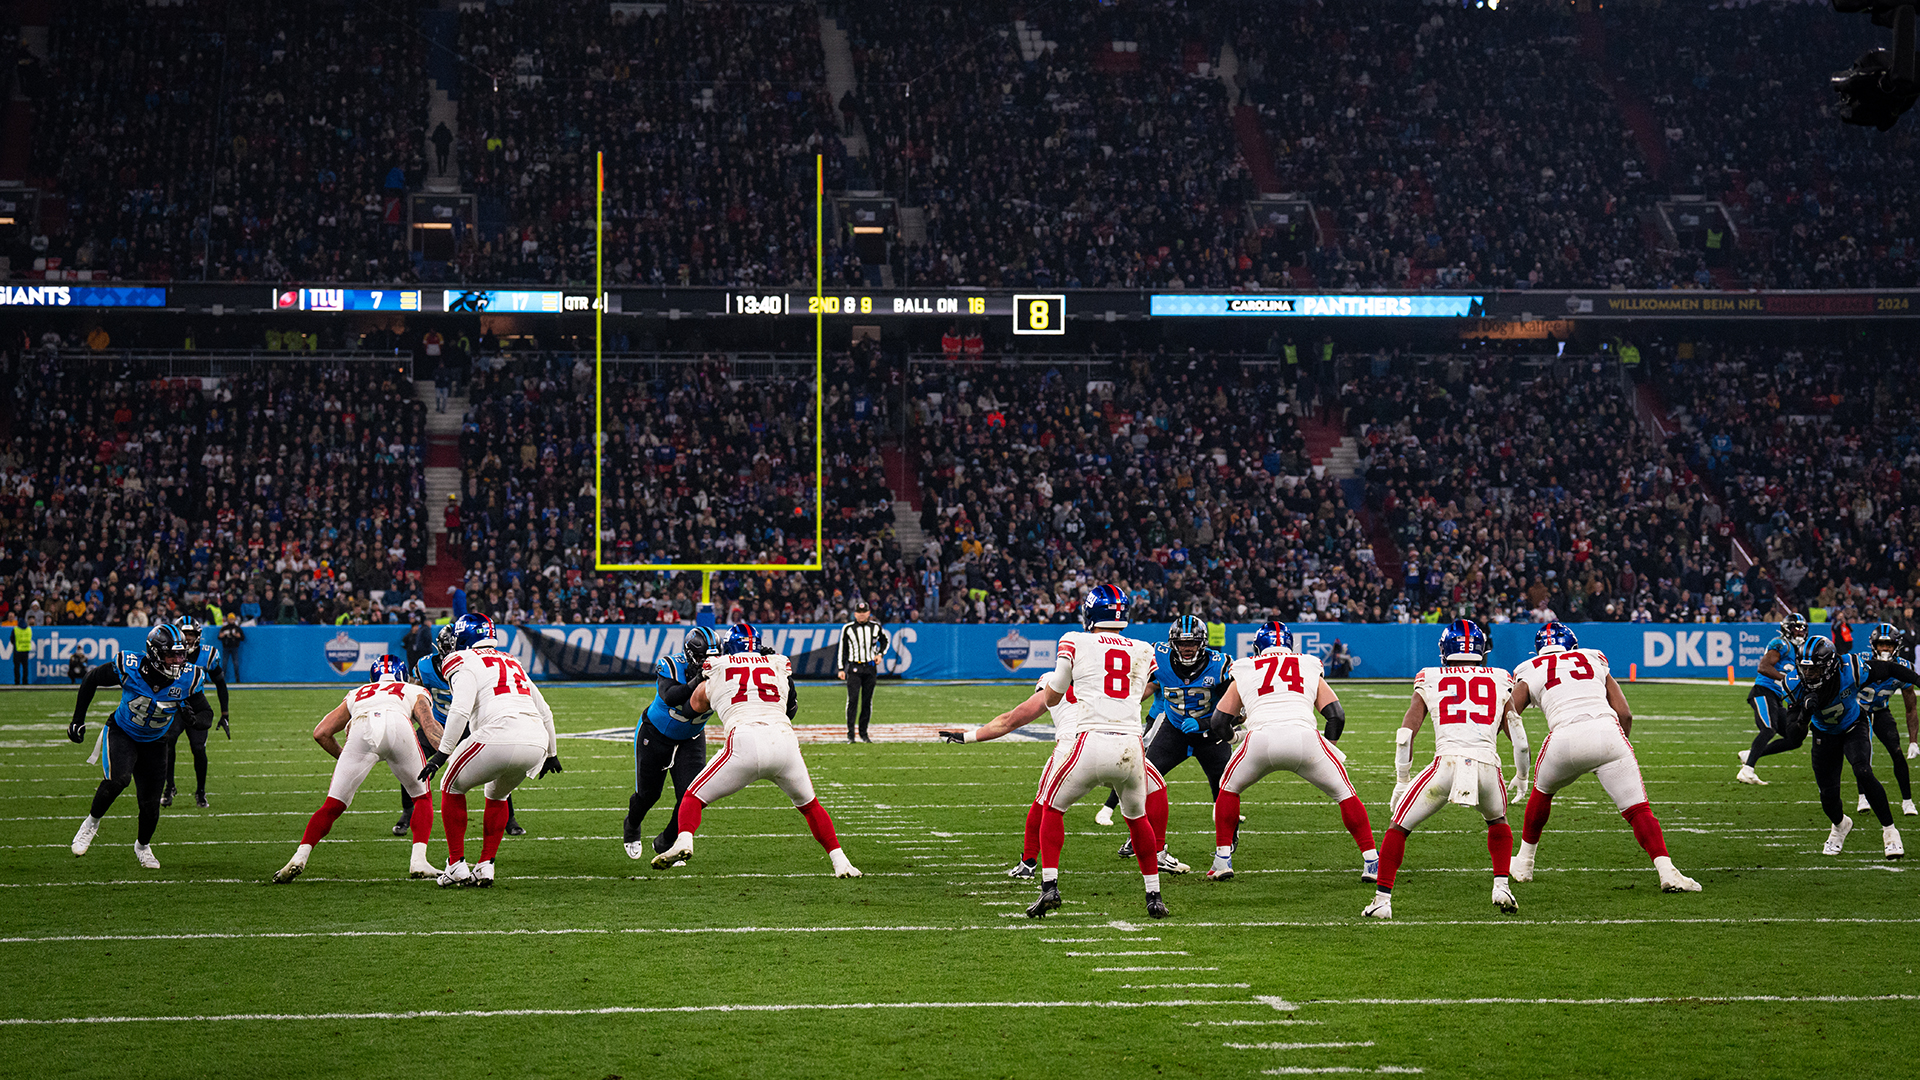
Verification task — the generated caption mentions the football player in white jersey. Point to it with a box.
[940,672,1184,879]
[417,614,563,888]
[274,655,444,883]
[1203,622,1378,883]
[653,623,861,878]
[1007,585,1170,918]
[1363,620,1530,920]
[1508,623,1701,893]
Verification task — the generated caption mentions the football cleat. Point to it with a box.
[1207,853,1234,881]
[1116,840,1134,859]
[409,854,440,879]
[273,858,306,885]
[437,859,475,888]
[1659,868,1703,893]
[1736,750,1749,765]
[1510,848,1535,883]
[1491,883,1518,913]
[1145,891,1169,919]
[1736,765,1768,786]
[71,816,100,856]
[1361,854,1381,884]
[504,817,526,837]
[651,839,693,870]
[1157,849,1191,874]
[1026,881,1063,918]
[834,862,864,879]
[133,842,161,870]
[194,791,210,809]
[1905,799,1917,817]
[1095,805,1115,827]
[1823,815,1854,855]
[391,810,411,837]
[1006,857,1038,879]
[1859,793,1871,813]
[624,840,647,860]
[160,785,175,808]
[472,860,496,887]
[1361,893,1393,920]
[1885,825,1905,860]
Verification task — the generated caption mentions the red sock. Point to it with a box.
[1487,821,1513,876]
[300,797,347,846]
[480,798,511,862]
[1621,802,1669,860]
[797,798,841,852]
[442,792,469,862]
[1039,806,1066,870]
[1377,827,1407,890]
[675,792,705,835]
[409,790,435,846]
[1123,814,1159,877]
[1213,790,1241,848]
[1145,785,1169,851]
[1021,801,1043,861]
[1338,796,1376,853]
[1522,790,1553,845]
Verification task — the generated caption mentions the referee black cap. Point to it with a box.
[854,600,871,613]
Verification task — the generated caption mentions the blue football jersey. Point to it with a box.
[1854,652,1919,713]
[417,656,453,725]
[109,652,206,743]
[1149,643,1229,735]
[641,653,710,741]
[1807,655,1868,733]
[1754,635,1806,697]
[195,640,222,678]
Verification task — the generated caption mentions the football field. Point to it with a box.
[1,680,1912,1079]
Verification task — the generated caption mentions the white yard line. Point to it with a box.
[1228,1041,1376,1050]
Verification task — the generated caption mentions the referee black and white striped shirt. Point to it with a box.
[836,617,889,670]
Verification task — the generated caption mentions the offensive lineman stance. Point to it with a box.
[417,614,563,887]
[1203,622,1377,883]
[67,624,211,868]
[1736,613,1811,785]
[1097,615,1232,852]
[403,625,525,837]
[274,655,444,882]
[162,615,230,808]
[1507,623,1701,893]
[623,626,720,860]
[653,623,861,878]
[1363,620,1529,920]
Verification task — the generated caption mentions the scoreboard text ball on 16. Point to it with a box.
[1012,294,1067,335]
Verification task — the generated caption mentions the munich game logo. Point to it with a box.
[996,629,1030,672]
[323,631,363,674]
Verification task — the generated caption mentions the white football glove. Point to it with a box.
[1326,740,1348,765]
[1507,774,1529,801]
[1388,782,1410,814]
[1908,741,1919,761]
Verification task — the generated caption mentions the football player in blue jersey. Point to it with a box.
[1096,615,1231,868]
[623,625,721,861]
[66,624,212,868]
[161,615,230,808]
[1787,637,1920,858]
[1854,623,1919,817]
[1736,612,1812,785]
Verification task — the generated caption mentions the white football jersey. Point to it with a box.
[1228,649,1326,730]
[702,652,796,732]
[1411,664,1515,767]
[1513,647,1616,732]
[438,647,557,754]
[1035,673,1092,738]
[343,679,428,728]
[1054,630,1156,736]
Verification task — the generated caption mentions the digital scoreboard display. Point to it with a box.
[274,288,422,312]
[725,292,989,317]
[1,285,166,307]
[1150,294,1485,318]
[443,289,564,313]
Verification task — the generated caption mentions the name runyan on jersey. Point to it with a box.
[702,652,796,731]
[438,648,557,755]
[1054,630,1157,736]
[1513,648,1616,732]
[1228,650,1327,730]
[1411,664,1515,767]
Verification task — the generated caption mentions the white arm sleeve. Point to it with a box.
[1045,653,1074,696]
[1507,710,1530,780]
[1393,726,1413,783]
[438,664,480,755]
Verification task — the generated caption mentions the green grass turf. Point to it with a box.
[1,680,1915,1079]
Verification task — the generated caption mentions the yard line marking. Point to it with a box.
[1065,950,1189,957]
[1289,994,1920,1007]
[1124,983,1250,989]
[1227,1041,1376,1050]
[1188,1019,1323,1026]
[0,998,1267,1027]
[1260,1069,1422,1076]
[1091,966,1220,972]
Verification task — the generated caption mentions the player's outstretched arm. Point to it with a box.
[1391,693,1428,808]
[1603,676,1633,737]
[412,693,445,748]
[312,700,352,760]
[688,680,713,715]
[1315,681,1345,742]
[68,663,123,742]
[1041,653,1074,706]
[1501,708,1530,798]
[1205,682,1245,744]
[1757,646,1786,683]
[943,690,1048,743]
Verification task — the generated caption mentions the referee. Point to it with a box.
[837,602,889,743]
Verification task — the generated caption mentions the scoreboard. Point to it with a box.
[727,292,990,318]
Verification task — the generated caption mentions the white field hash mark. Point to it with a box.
[1227,1041,1376,1050]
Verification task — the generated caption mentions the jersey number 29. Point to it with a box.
[1436,675,1496,725]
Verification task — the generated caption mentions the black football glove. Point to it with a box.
[417,750,449,784]
[1208,714,1237,745]
[938,730,967,744]
[538,755,563,778]
[217,715,231,739]
[757,645,777,656]
[68,719,85,744]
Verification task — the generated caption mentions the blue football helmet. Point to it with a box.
[1780,612,1809,645]
[725,621,762,655]
[1080,584,1130,630]
[1800,636,1839,686]
[684,625,723,666]
[174,615,205,651]
[1534,622,1579,655]
[1168,614,1208,663]
[450,613,498,651]
[144,623,191,679]
[369,654,407,683]
[1439,619,1489,664]
[1253,621,1293,653]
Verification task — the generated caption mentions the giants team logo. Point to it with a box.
[323,631,362,674]
[996,629,1031,672]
